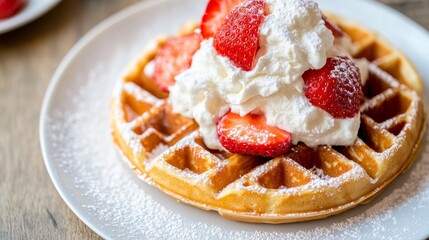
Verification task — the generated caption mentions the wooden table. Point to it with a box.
[1,0,428,239]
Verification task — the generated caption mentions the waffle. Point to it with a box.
[111,17,425,223]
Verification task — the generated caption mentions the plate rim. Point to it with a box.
[39,0,429,239]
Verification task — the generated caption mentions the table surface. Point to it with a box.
[1,0,428,239]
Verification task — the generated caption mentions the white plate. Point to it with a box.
[0,0,61,34]
[40,0,429,239]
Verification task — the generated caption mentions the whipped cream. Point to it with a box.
[169,0,363,150]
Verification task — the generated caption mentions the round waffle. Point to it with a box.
[111,17,425,223]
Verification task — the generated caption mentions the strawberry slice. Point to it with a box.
[213,0,266,71]
[322,15,345,38]
[0,0,23,19]
[217,112,292,158]
[153,33,203,92]
[303,56,363,119]
[201,0,244,39]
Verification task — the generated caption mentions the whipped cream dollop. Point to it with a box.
[169,0,363,150]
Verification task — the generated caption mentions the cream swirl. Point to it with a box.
[169,0,362,150]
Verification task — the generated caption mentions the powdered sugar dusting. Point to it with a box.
[43,39,429,240]
[311,166,330,180]
[330,58,360,87]
[147,143,168,159]
[228,124,278,144]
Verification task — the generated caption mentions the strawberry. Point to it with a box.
[0,0,23,19]
[213,0,266,71]
[322,15,345,38]
[217,112,292,158]
[201,0,244,39]
[303,56,363,119]
[153,33,203,92]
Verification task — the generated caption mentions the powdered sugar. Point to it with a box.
[330,58,360,85]
[311,166,330,180]
[43,45,429,240]
[227,124,278,144]
[55,43,426,240]
[147,143,168,159]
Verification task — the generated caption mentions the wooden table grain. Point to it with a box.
[0,0,428,239]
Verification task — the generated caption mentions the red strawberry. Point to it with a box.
[217,112,292,158]
[153,33,203,92]
[201,0,244,39]
[322,15,345,38]
[213,0,266,71]
[0,0,23,19]
[303,56,363,119]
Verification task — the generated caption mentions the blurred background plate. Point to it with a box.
[40,0,429,239]
[0,0,61,34]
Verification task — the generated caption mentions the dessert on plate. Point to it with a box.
[111,0,425,223]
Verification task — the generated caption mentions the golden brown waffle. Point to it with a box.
[327,14,423,95]
[111,17,425,223]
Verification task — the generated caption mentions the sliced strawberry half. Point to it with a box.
[153,33,203,92]
[217,112,292,158]
[201,0,244,39]
[322,15,345,38]
[0,0,24,19]
[303,56,363,119]
[213,0,266,71]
